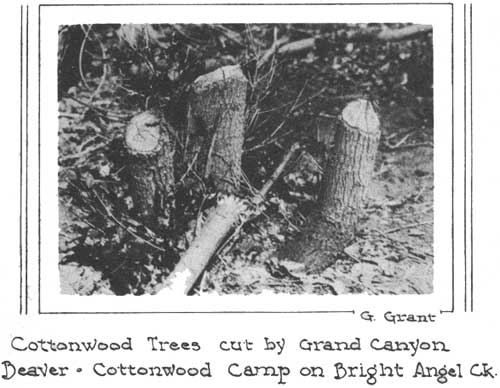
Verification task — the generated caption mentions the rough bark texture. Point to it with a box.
[279,99,381,272]
[319,99,380,231]
[187,65,247,193]
[125,111,175,227]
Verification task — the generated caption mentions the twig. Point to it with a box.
[245,86,326,153]
[414,184,427,202]
[383,142,433,151]
[255,143,301,204]
[203,122,220,180]
[78,24,92,89]
[172,24,205,44]
[217,144,301,256]
[59,143,107,164]
[385,221,433,234]
[92,189,166,252]
[59,113,82,120]
[213,25,245,47]
[159,142,301,295]
[257,35,289,69]
[194,194,209,238]
[63,94,131,122]
[391,132,412,148]
[385,127,419,141]
[87,29,108,103]
[178,148,201,186]
[66,205,107,236]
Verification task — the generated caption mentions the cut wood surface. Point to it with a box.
[279,99,381,272]
[125,111,175,227]
[187,65,247,193]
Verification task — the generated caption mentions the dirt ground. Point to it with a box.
[199,126,434,295]
[58,23,434,296]
[59,86,433,295]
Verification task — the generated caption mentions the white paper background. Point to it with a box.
[0,1,498,387]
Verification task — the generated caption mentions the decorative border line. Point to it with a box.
[26,5,30,316]
[19,4,23,315]
[19,5,30,316]
[463,3,473,313]
[39,2,455,6]
[37,310,357,315]
[469,3,474,312]
[34,2,455,315]
[463,2,467,312]
[467,3,473,312]
[440,1,455,314]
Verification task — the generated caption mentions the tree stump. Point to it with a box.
[187,65,247,193]
[279,99,381,272]
[125,111,175,227]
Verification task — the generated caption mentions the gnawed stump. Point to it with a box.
[125,110,175,228]
[186,65,247,194]
[279,99,381,273]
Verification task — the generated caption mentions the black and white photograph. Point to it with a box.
[57,22,434,296]
[6,2,500,387]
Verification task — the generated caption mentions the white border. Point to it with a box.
[39,3,453,313]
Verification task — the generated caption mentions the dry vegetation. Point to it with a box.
[58,23,433,295]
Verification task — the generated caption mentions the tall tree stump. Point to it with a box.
[279,99,380,272]
[187,65,247,193]
[125,111,175,227]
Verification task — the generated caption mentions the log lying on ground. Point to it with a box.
[372,24,432,41]
[279,99,381,272]
[156,144,300,295]
[125,111,175,227]
[258,24,432,68]
[187,65,247,193]
[159,196,246,295]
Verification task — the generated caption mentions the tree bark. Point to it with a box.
[158,196,246,295]
[125,111,175,227]
[187,65,247,194]
[279,99,381,272]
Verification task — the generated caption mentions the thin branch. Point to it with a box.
[385,221,433,234]
[383,142,433,151]
[59,143,107,164]
[178,148,201,186]
[92,189,166,252]
[88,30,108,103]
[78,24,92,89]
[63,94,131,122]
[255,143,301,204]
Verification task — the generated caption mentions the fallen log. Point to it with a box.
[258,24,432,68]
[158,195,246,295]
[157,143,300,295]
[372,24,432,41]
